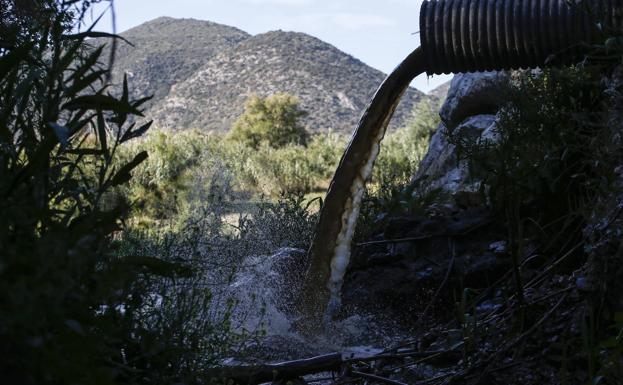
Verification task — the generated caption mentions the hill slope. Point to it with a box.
[106,17,250,105]
[109,19,424,133]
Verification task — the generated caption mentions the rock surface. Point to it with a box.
[439,71,510,130]
[412,72,510,202]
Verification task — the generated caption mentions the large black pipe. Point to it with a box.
[420,0,623,74]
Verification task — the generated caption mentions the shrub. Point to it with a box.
[229,93,309,149]
[447,68,619,246]
[117,130,207,220]
[371,98,439,192]
[214,130,343,198]
[446,60,623,383]
[233,137,342,197]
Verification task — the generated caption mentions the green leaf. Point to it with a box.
[66,148,105,156]
[121,74,129,104]
[63,31,133,46]
[132,95,154,109]
[56,41,83,76]
[108,151,148,187]
[48,123,69,148]
[121,121,153,143]
[63,95,143,116]
[96,111,108,158]
[67,69,107,97]
[67,45,105,82]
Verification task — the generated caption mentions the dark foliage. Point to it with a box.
[0,2,232,384]
[444,66,623,385]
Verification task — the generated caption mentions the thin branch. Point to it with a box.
[351,371,408,385]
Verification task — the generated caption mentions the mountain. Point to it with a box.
[105,17,250,105]
[428,80,452,104]
[108,18,425,133]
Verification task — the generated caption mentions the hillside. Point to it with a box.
[428,80,451,104]
[107,19,424,133]
[104,17,250,105]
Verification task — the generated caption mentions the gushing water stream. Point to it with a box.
[228,247,407,363]
[297,48,427,329]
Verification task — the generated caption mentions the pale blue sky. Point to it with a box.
[92,0,452,92]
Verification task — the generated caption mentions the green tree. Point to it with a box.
[229,93,309,149]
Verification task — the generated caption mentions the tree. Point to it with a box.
[229,93,309,149]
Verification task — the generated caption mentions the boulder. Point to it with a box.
[411,72,509,205]
[440,71,510,131]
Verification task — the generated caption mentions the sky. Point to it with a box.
[90,0,452,93]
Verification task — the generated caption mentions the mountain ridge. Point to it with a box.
[107,17,427,133]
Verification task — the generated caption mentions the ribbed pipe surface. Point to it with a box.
[420,0,623,74]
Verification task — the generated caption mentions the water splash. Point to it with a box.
[225,247,408,362]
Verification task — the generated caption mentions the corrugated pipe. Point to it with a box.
[420,0,623,75]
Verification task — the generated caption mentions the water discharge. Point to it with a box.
[226,246,409,365]
[297,48,427,329]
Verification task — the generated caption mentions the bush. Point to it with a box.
[371,98,439,192]
[117,130,207,220]
[229,93,309,149]
[230,133,344,197]
[447,68,619,246]
[446,62,623,382]
[0,2,246,384]
[124,129,344,204]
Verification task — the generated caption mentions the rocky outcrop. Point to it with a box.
[439,71,509,129]
[412,72,510,205]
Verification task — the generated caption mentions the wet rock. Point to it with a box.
[413,115,497,198]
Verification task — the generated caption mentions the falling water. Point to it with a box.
[226,247,404,362]
[297,48,427,329]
